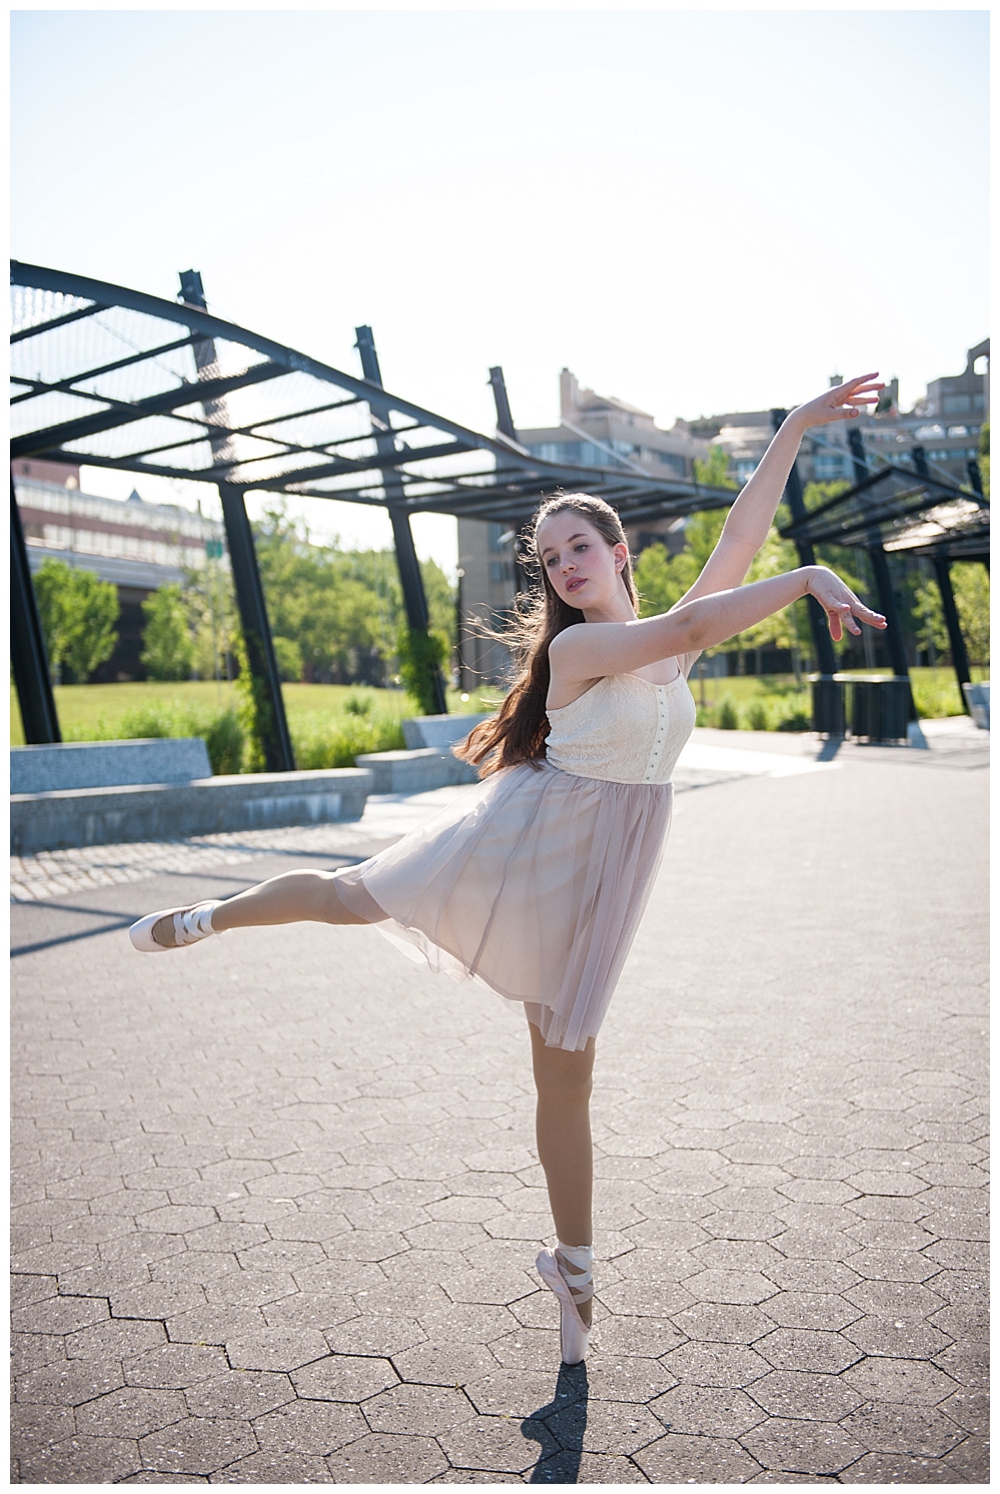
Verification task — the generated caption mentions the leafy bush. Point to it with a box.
[716,696,740,730]
[343,689,375,717]
[746,699,770,732]
[272,635,303,682]
[775,710,811,732]
[397,628,447,716]
[83,702,246,775]
[291,712,405,769]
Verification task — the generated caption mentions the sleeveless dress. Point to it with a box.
[334,652,699,1051]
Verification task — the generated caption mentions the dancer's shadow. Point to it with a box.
[522,1362,589,1483]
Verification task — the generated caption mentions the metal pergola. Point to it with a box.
[780,428,989,706]
[11,260,740,768]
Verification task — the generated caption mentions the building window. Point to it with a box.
[942,394,971,414]
[489,560,514,584]
[813,453,850,479]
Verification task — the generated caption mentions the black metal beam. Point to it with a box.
[10,333,197,403]
[10,478,61,743]
[867,543,913,694]
[10,359,287,461]
[218,483,296,772]
[355,324,448,715]
[488,366,517,441]
[771,409,837,675]
[932,557,972,709]
[10,299,107,344]
[175,270,294,773]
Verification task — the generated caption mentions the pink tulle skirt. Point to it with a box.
[333,761,673,1051]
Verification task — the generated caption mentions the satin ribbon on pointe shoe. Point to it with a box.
[536,1242,593,1365]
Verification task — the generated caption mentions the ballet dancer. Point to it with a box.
[130,373,887,1365]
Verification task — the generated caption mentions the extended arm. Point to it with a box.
[678,373,885,603]
[550,565,886,686]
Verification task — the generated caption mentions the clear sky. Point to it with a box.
[11,6,989,571]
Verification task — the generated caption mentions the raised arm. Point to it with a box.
[550,565,886,687]
[677,373,885,605]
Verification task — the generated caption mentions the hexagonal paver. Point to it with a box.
[671,1302,772,1344]
[546,1399,665,1458]
[761,1292,860,1332]
[252,1397,367,1454]
[324,1314,427,1358]
[841,1356,957,1406]
[682,1269,777,1305]
[139,1416,258,1476]
[756,1328,861,1374]
[531,1449,649,1482]
[635,1432,762,1483]
[844,1315,953,1360]
[584,1354,677,1404]
[324,1431,449,1482]
[363,1381,474,1436]
[76,1386,186,1440]
[747,1369,863,1421]
[741,1416,867,1476]
[210,1449,334,1482]
[845,1280,944,1319]
[18,1433,142,1484]
[393,1340,498,1389]
[225,1326,330,1372]
[12,1294,109,1335]
[439,1412,557,1472]
[839,1402,965,1458]
[292,1354,399,1401]
[123,1343,229,1389]
[464,1367,572,1419]
[838,1450,955,1483]
[183,1370,295,1420]
[661,1340,770,1387]
[15,1356,124,1405]
[652,1383,764,1437]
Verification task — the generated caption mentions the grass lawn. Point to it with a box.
[10,679,501,746]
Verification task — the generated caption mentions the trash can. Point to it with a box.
[850,677,911,742]
[962,681,990,729]
[810,675,846,736]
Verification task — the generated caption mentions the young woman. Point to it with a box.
[130,374,887,1365]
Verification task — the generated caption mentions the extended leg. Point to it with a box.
[529,1018,595,1327]
[149,870,378,948]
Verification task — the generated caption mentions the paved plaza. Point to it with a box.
[11,724,989,1483]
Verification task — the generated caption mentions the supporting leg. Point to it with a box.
[528,1019,595,1326]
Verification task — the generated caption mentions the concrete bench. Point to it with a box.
[11,737,212,794]
[11,768,373,856]
[354,747,479,795]
[402,713,490,750]
[963,681,990,730]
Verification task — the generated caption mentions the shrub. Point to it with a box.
[716,696,740,730]
[201,709,245,775]
[141,585,193,681]
[746,699,771,732]
[776,709,811,732]
[272,635,303,682]
[291,712,405,770]
[397,627,447,716]
[343,689,375,717]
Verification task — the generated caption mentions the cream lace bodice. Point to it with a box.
[545,655,699,785]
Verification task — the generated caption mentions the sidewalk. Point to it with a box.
[11,728,988,1482]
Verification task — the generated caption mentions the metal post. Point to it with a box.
[932,557,972,710]
[217,483,296,772]
[771,409,837,675]
[177,270,295,772]
[355,325,448,715]
[10,477,61,743]
[488,366,517,441]
[966,458,984,497]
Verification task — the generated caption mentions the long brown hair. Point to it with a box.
[455,494,638,776]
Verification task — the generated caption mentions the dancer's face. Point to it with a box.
[536,513,627,609]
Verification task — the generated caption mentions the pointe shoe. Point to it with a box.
[536,1243,593,1366]
[129,901,221,953]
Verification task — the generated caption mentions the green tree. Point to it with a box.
[181,557,239,682]
[141,584,194,681]
[693,445,737,490]
[33,558,119,683]
[272,635,303,682]
[978,419,989,500]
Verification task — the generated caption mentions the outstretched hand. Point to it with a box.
[794,373,885,430]
[806,567,888,641]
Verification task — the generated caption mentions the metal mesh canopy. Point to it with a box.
[11,261,734,526]
[780,460,989,562]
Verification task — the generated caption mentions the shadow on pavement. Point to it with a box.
[523,1362,589,1482]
